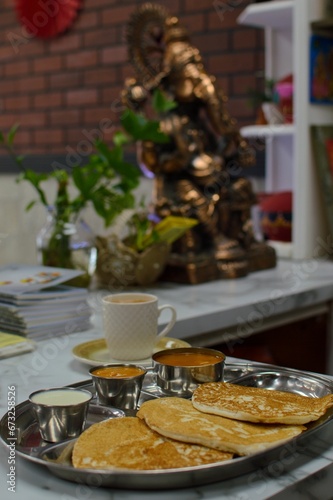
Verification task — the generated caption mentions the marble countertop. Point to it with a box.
[2,258,333,499]
[93,258,333,340]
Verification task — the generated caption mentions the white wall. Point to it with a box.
[0,174,154,267]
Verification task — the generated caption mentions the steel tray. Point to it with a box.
[1,361,333,490]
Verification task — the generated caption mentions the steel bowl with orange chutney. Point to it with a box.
[152,347,225,397]
[91,366,145,378]
[154,350,223,367]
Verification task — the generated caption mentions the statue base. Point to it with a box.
[159,242,276,284]
[159,251,249,284]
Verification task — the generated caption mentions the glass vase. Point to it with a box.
[36,207,97,288]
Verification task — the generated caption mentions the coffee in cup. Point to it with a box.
[102,293,177,361]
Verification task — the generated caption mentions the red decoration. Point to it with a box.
[15,0,81,39]
[259,191,293,242]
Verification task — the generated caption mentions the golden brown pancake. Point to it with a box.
[72,416,232,470]
[137,398,305,456]
[192,382,333,424]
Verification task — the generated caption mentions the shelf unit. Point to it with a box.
[238,0,333,260]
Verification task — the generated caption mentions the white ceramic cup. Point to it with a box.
[102,293,177,361]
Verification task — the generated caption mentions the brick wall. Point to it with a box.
[0,0,264,161]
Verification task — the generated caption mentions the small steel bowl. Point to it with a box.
[29,387,92,443]
[152,347,225,398]
[90,364,147,410]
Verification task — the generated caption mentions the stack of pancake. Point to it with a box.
[72,382,333,471]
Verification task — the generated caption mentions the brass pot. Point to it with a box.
[95,234,170,288]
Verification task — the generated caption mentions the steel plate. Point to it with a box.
[1,362,333,490]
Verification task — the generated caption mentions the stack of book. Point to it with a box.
[0,264,93,339]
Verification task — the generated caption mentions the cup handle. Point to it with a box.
[157,305,177,338]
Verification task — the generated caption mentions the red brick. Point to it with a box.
[0,113,17,128]
[49,33,81,53]
[33,129,64,145]
[182,13,206,33]
[0,10,16,27]
[102,87,124,109]
[11,76,46,94]
[22,75,46,93]
[215,76,230,95]
[2,0,15,7]
[0,45,13,61]
[184,0,211,10]
[50,109,81,126]
[85,0,118,7]
[120,63,136,83]
[233,29,257,50]
[102,45,127,65]
[208,5,245,30]
[231,74,261,96]
[102,6,135,26]
[256,50,265,69]
[4,60,30,77]
[33,92,63,109]
[49,144,66,154]
[9,128,32,146]
[66,89,98,106]
[84,67,116,86]
[75,11,99,30]
[17,112,46,128]
[153,0,180,15]
[65,49,98,69]
[49,71,81,89]
[192,32,229,53]
[66,128,90,144]
[82,106,115,126]
[0,1,263,157]
[33,55,63,73]
[4,95,31,111]
[209,52,256,74]
[83,28,117,48]
[227,96,255,118]
[65,126,115,149]
[15,39,46,57]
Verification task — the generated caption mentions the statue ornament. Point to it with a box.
[122,3,276,284]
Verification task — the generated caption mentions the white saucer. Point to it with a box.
[72,337,191,367]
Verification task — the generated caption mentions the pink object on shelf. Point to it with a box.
[275,75,293,123]
[275,82,293,98]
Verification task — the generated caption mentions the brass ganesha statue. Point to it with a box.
[122,3,276,283]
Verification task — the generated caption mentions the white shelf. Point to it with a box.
[238,0,329,260]
[237,0,293,30]
[240,124,294,138]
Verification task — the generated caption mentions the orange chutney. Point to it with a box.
[92,366,145,378]
[155,351,223,367]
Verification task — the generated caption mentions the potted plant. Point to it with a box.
[0,90,196,287]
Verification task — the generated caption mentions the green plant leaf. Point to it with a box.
[113,131,130,147]
[152,88,177,113]
[72,166,99,197]
[18,169,49,207]
[113,159,140,180]
[95,140,123,164]
[140,121,169,143]
[7,123,20,146]
[120,109,147,139]
[25,200,37,211]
